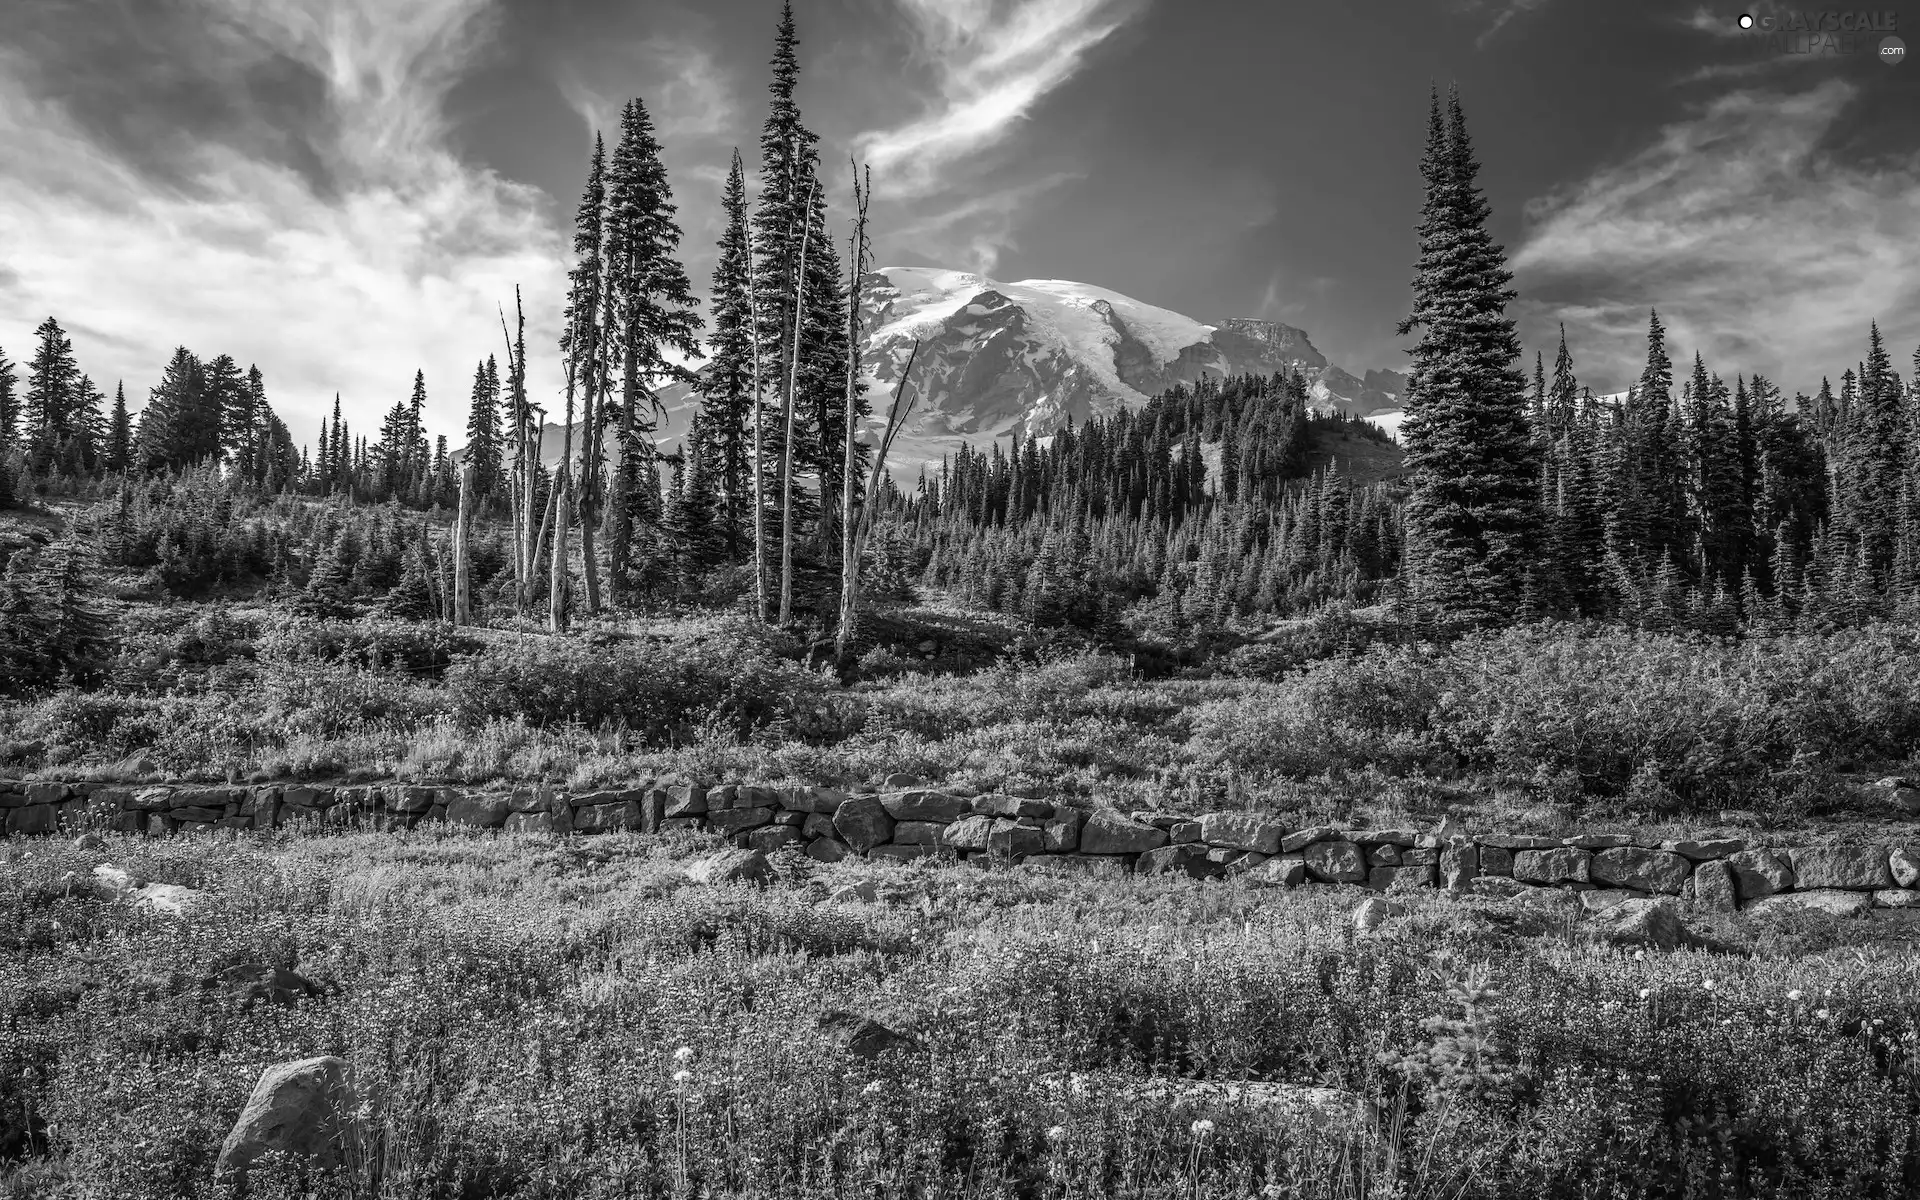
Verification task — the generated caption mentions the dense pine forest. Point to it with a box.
[0,5,1916,699]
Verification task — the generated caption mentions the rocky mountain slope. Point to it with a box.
[509,268,1407,474]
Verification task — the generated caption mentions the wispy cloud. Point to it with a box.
[1470,0,1552,48]
[854,0,1145,199]
[884,170,1083,275]
[1511,79,1920,394]
[0,0,570,447]
[1441,0,1551,48]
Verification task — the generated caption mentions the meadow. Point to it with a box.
[2,825,1918,1200]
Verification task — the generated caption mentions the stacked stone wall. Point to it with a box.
[4,779,1916,913]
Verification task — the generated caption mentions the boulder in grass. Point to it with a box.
[1352,896,1407,934]
[1584,897,1686,951]
[814,1011,914,1060]
[215,1056,362,1188]
[132,882,205,917]
[1873,889,1920,909]
[685,849,773,887]
[204,964,320,1010]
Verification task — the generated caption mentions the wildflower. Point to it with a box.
[674,1046,695,1064]
[673,1070,692,1084]
[1816,1009,1830,1021]
[1787,989,1803,1002]
[1191,1119,1215,1138]
[1701,979,1715,991]
[862,1080,883,1096]
[1045,1125,1066,1142]
[1638,988,1651,999]
[1632,950,1644,961]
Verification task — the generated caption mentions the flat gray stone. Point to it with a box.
[1787,846,1893,891]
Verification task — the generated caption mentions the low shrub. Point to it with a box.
[258,614,483,679]
[443,620,831,745]
[1193,622,1920,813]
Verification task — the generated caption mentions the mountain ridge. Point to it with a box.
[481,268,1407,474]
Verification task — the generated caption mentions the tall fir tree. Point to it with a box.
[604,94,705,600]
[0,346,17,454]
[464,356,503,500]
[134,347,205,473]
[701,147,757,559]
[22,317,82,471]
[1393,86,1540,626]
[200,353,248,464]
[106,382,131,474]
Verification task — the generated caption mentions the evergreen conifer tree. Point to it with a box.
[702,147,757,559]
[605,95,705,601]
[0,346,16,454]
[1393,86,1540,626]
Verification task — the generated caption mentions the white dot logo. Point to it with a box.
[1883,36,1907,64]
[1737,13,1755,29]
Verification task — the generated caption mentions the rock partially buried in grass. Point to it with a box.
[1584,897,1685,951]
[1746,889,1876,919]
[133,882,206,917]
[204,963,320,1009]
[1352,896,1407,934]
[685,848,773,887]
[828,880,879,904]
[815,1011,914,1060]
[216,1056,362,1189]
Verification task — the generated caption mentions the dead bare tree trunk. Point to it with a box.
[499,290,534,618]
[747,224,768,623]
[454,463,474,626]
[841,341,922,654]
[549,355,578,632]
[578,363,602,617]
[778,170,819,627]
[834,163,873,661]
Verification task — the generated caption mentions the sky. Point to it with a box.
[0,0,1916,447]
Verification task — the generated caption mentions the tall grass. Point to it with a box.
[1,831,1917,1198]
